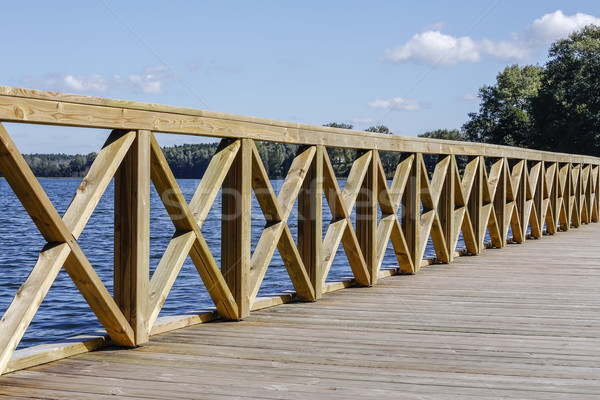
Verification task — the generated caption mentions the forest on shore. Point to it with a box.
[19,127,453,180]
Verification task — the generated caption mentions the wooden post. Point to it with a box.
[541,162,549,235]
[572,164,582,228]
[439,155,455,261]
[298,145,323,299]
[467,156,483,254]
[491,159,507,247]
[549,162,559,234]
[357,150,377,285]
[401,153,421,272]
[221,138,252,318]
[515,161,527,242]
[114,129,151,345]
[584,165,592,224]
[561,163,572,231]
[525,161,546,238]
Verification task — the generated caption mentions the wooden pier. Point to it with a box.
[1,222,599,399]
[0,87,599,398]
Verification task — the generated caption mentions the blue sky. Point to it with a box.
[1,1,599,154]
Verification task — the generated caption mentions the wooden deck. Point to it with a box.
[1,223,599,399]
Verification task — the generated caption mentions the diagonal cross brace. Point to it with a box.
[0,125,138,374]
[418,155,450,264]
[374,152,414,274]
[249,142,316,305]
[321,150,371,286]
[148,135,240,322]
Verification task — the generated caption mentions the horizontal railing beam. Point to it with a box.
[1,86,599,164]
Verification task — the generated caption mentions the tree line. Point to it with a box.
[21,153,97,178]
[13,126,457,180]
[7,25,598,179]
[463,25,600,156]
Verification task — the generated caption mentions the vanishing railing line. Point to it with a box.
[0,86,599,375]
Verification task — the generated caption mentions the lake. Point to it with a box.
[0,178,448,349]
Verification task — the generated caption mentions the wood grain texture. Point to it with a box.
[222,139,252,319]
[321,150,370,286]
[2,87,600,381]
[114,130,151,345]
[357,150,377,284]
[298,146,324,299]
[0,128,134,372]
[148,134,239,322]
[402,153,421,272]
[2,223,599,399]
[0,123,135,374]
[249,143,315,304]
[1,85,599,163]
[375,154,413,274]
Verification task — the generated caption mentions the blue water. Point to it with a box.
[0,178,454,349]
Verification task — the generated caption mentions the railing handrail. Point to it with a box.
[1,85,599,164]
[1,86,599,377]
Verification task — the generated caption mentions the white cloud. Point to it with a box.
[128,65,173,95]
[21,73,109,94]
[20,66,175,96]
[525,10,600,46]
[63,74,108,93]
[385,31,480,66]
[367,97,421,111]
[479,39,531,61]
[385,10,600,66]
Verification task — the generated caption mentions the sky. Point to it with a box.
[1,0,599,154]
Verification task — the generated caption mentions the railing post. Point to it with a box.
[498,159,508,247]
[514,160,527,242]
[572,164,582,228]
[114,129,151,345]
[583,165,592,224]
[298,145,323,299]
[489,158,506,248]
[559,163,571,231]
[543,162,550,234]
[402,153,421,272]
[357,150,377,285]
[546,162,558,235]
[221,138,252,319]
[468,156,483,254]
[439,155,455,261]
[530,161,544,237]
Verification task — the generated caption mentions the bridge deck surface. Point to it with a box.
[1,224,599,399]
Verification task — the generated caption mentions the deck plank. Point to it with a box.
[2,223,599,399]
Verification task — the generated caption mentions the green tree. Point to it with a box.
[324,122,354,130]
[323,122,355,176]
[533,25,600,156]
[365,125,399,177]
[418,129,465,141]
[365,125,390,135]
[419,129,468,173]
[463,64,543,147]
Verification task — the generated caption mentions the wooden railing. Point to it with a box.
[1,86,599,375]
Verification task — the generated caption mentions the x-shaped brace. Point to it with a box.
[321,150,371,287]
[0,126,140,373]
